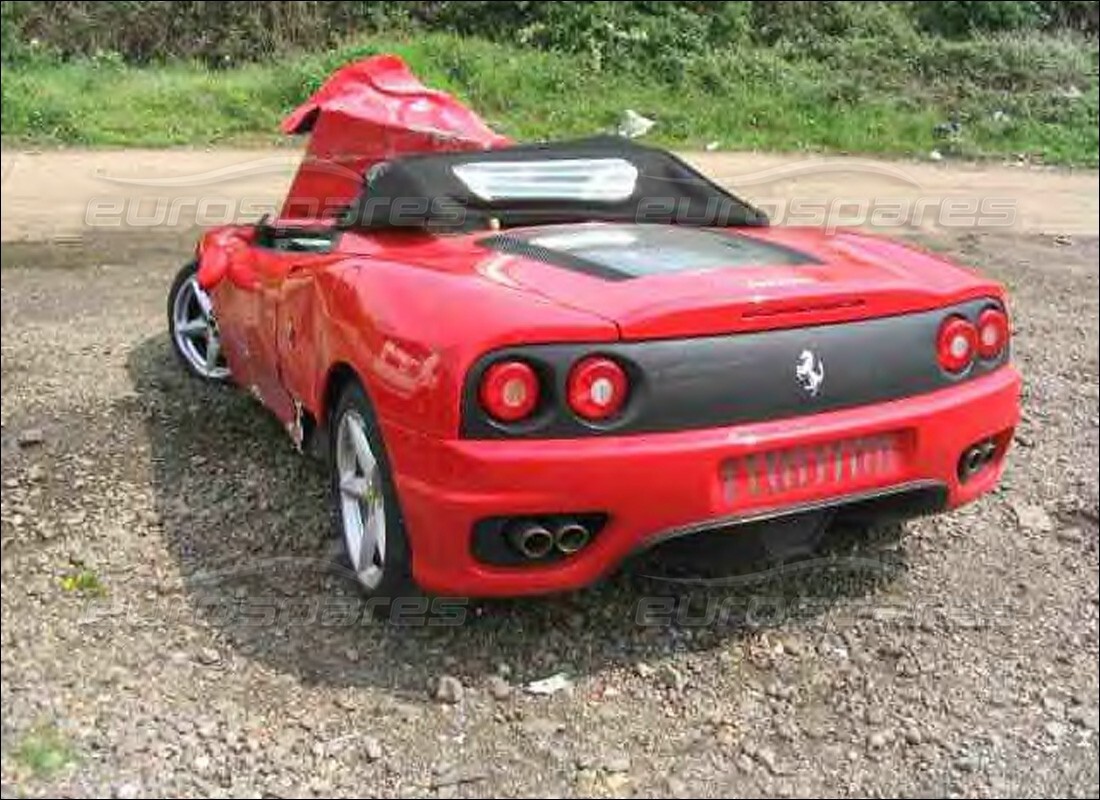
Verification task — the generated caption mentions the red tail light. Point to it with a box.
[567,357,629,421]
[937,316,978,373]
[479,360,540,422]
[976,307,1009,359]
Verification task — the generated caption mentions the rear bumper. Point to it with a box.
[383,366,1020,596]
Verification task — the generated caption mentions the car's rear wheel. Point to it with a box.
[329,380,412,598]
[167,261,230,382]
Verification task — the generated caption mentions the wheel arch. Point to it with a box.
[322,358,414,597]
[320,361,372,429]
[304,360,366,459]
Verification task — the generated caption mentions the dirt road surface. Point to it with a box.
[1,149,1098,798]
[3,148,1099,241]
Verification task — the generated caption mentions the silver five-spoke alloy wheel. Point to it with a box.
[336,409,387,589]
[171,276,230,380]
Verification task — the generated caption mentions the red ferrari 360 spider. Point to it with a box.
[168,55,1020,597]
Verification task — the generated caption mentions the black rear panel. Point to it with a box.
[461,298,1008,439]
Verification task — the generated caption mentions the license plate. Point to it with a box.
[717,432,908,508]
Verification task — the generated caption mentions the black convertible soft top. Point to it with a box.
[341,136,768,232]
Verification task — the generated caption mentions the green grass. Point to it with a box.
[11,724,76,779]
[58,563,105,596]
[3,31,1098,164]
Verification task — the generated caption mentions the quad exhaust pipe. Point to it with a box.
[504,517,594,559]
[958,438,998,482]
[553,520,591,555]
[506,521,555,560]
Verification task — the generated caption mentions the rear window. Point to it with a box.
[480,224,817,281]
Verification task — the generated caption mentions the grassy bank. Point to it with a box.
[3,31,1098,164]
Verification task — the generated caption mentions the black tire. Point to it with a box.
[328,379,414,599]
[167,260,230,382]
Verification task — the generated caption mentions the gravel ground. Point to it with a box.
[1,227,1097,798]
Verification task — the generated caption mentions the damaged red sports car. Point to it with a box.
[168,55,1021,597]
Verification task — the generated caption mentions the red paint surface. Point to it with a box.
[199,221,1020,595]
[190,55,1021,596]
[391,367,1019,595]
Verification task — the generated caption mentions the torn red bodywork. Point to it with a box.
[278,54,511,223]
[181,55,1020,597]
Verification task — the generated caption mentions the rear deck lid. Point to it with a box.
[479,223,999,338]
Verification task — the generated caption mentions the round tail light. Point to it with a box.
[479,360,540,422]
[937,316,978,373]
[567,357,629,421]
[976,307,1009,359]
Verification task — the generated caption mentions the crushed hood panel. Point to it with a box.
[279,55,510,222]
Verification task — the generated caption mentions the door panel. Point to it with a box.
[277,267,323,421]
[214,246,297,423]
[251,249,298,422]
[211,247,260,390]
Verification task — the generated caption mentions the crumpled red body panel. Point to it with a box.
[195,226,255,291]
[278,54,511,223]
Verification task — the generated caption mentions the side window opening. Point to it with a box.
[254,217,340,253]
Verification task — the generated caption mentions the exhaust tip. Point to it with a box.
[505,521,555,559]
[958,437,998,482]
[554,521,591,555]
[472,513,608,566]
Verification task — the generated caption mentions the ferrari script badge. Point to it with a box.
[795,350,825,396]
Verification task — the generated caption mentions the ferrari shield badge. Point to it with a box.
[795,349,825,396]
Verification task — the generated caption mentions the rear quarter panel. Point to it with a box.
[283,254,619,438]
